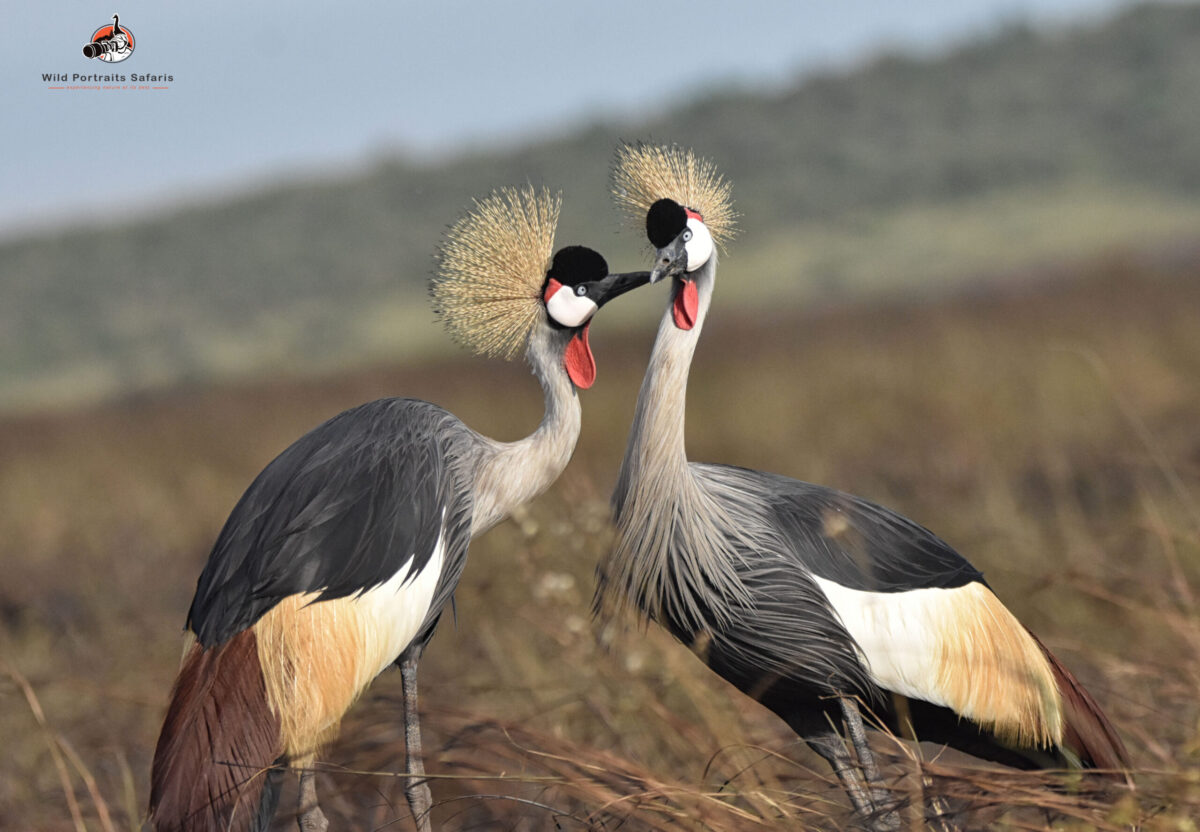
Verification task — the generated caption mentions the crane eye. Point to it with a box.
[576,285,588,296]
[682,229,693,242]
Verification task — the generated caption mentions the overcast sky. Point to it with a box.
[4,0,1147,238]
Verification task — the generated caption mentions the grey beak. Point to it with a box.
[650,238,688,283]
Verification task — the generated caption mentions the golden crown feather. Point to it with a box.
[611,142,737,250]
[431,186,561,360]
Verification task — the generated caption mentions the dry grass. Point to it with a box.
[1,250,1198,829]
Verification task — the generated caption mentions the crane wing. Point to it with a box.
[718,465,985,592]
[186,398,475,648]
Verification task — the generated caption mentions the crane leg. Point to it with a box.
[840,696,897,816]
[806,730,881,822]
[296,765,329,832]
[400,653,434,832]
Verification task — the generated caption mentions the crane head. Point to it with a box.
[432,186,649,387]
[643,198,714,331]
[646,198,715,281]
[610,143,736,331]
[542,246,650,388]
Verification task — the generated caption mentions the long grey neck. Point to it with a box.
[601,255,750,631]
[614,256,716,506]
[471,327,581,536]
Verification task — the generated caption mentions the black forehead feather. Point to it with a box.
[646,198,688,248]
[546,245,609,286]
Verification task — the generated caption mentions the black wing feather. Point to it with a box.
[187,398,475,647]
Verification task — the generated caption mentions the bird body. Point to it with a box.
[617,454,1091,766]
[599,144,1127,826]
[150,187,650,832]
[188,398,475,650]
[151,384,558,830]
[178,397,476,762]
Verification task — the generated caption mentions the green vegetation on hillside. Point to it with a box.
[3,3,1199,411]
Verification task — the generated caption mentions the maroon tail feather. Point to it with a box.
[1028,631,1131,777]
[149,630,284,832]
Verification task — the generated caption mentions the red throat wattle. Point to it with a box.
[673,278,698,330]
[564,324,596,389]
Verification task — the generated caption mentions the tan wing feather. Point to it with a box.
[611,142,737,249]
[431,186,561,360]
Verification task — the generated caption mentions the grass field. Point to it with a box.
[1,251,1198,829]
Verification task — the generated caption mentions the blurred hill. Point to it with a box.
[3,2,1199,412]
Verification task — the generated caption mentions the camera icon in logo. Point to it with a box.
[83,14,134,63]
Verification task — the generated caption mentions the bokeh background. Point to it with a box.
[3,2,1198,829]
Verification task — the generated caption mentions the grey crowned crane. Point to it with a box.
[596,144,1130,829]
[149,187,650,832]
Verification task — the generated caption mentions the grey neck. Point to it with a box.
[614,255,716,503]
[601,253,751,630]
[471,325,581,536]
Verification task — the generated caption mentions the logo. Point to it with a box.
[82,14,134,63]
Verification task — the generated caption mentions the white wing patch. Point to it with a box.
[253,517,450,758]
[357,522,447,680]
[812,576,1063,747]
[813,576,955,706]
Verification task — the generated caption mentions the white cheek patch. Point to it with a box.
[546,286,598,328]
[684,217,714,272]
